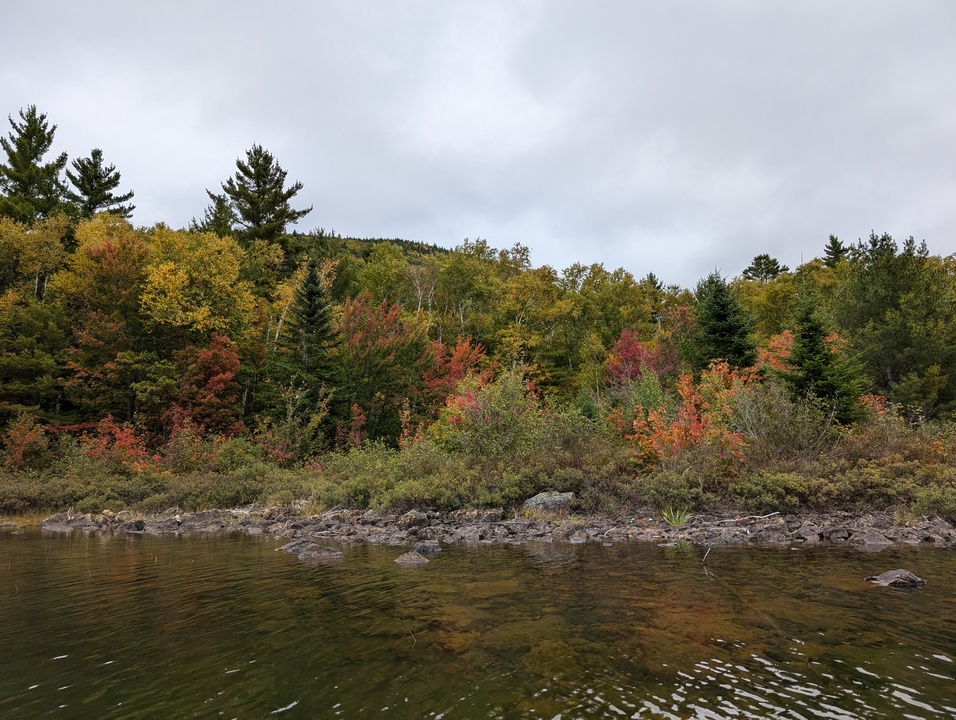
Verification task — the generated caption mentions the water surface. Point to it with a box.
[1,529,953,718]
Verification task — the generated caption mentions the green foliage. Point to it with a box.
[661,504,693,526]
[693,272,756,370]
[65,148,135,219]
[830,232,956,418]
[0,106,69,222]
[216,144,312,245]
[742,253,788,281]
[781,298,867,424]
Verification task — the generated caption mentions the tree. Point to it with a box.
[783,297,866,424]
[829,232,956,417]
[693,272,756,370]
[66,148,135,218]
[190,191,236,237]
[215,144,312,244]
[822,234,847,268]
[0,106,68,223]
[742,253,789,281]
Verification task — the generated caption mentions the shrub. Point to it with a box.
[2,412,51,472]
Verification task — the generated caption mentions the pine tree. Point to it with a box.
[66,148,135,218]
[190,191,237,237]
[742,253,789,281]
[822,234,847,268]
[693,272,756,370]
[0,106,68,223]
[217,144,312,244]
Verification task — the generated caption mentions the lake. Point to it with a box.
[1,529,953,718]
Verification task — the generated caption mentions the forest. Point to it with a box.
[2,105,955,518]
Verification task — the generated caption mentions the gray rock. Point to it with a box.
[277,539,344,563]
[414,540,441,554]
[865,569,925,587]
[394,551,429,565]
[398,510,428,529]
[523,491,574,513]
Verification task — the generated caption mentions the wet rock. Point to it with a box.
[394,551,429,565]
[414,539,441,554]
[277,539,344,563]
[849,530,893,549]
[791,525,821,544]
[865,569,925,588]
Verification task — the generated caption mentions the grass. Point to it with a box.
[661,505,694,527]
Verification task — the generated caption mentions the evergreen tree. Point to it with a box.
[784,297,866,424]
[66,148,135,218]
[742,253,789,281]
[263,257,340,453]
[190,191,237,237]
[287,257,338,392]
[822,234,847,268]
[0,106,68,223]
[693,272,756,370]
[216,144,312,245]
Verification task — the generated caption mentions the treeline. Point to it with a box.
[1,105,955,517]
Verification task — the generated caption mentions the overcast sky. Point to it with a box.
[4,1,955,287]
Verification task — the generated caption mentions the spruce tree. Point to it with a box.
[66,148,135,218]
[264,257,340,453]
[0,106,68,223]
[693,272,757,370]
[217,144,312,244]
[784,297,866,424]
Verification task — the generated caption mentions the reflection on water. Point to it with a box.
[1,529,954,718]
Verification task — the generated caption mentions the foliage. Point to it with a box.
[215,144,312,245]
[2,411,50,471]
[0,106,68,222]
[65,148,135,218]
[742,253,788,281]
[661,504,693,526]
[693,272,756,370]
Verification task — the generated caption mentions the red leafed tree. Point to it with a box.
[163,333,246,437]
[336,293,434,444]
[423,338,487,409]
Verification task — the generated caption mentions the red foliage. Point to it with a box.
[2,413,49,472]
[423,339,487,406]
[620,363,749,476]
[163,333,246,437]
[82,416,154,473]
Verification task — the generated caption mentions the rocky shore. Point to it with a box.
[31,504,956,552]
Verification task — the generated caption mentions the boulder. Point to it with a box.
[394,551,429,565]
[522,491,574,514]
[865,569,925,588]
[277,539,344,563]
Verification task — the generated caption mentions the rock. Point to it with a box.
[277,539,344,563]
[865,569,925,588]
[414,540,441,554]
[849,530,893,549]
[394,551,429,565]
[398,510,428,530]
[523,491,574,514]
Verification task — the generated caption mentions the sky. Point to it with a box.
[4,1,955,288]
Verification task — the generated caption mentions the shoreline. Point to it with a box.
[19,506,956,550]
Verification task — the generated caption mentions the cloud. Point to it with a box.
[3,1,955,286]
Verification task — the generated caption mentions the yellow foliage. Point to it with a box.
[140,225,254,335]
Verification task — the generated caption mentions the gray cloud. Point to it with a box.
[4,1,955,286]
